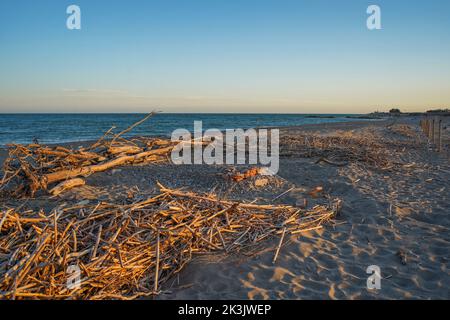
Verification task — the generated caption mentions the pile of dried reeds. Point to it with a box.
[0,184,340,300]
[280,131,415,169]
[0,113,175,196]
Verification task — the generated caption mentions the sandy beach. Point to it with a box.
[158,118,450,300]
[1,117,449,300]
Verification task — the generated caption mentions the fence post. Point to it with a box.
[438,119,442,152]
[431,119,436,144]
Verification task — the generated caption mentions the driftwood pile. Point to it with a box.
[0,184,340,299]
[0,114,175,197]
[280,131,413,169]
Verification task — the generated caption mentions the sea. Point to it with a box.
[0,113,374,146]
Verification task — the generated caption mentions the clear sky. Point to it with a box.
[1,0,449,113]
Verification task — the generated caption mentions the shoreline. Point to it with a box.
[0,114,386,148]
[0,118,386,150]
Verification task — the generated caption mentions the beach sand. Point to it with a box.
[1,117,449,299]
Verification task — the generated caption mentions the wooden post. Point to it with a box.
[438,119,442,152]
[431,119,435,144]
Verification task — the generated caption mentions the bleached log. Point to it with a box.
[49,178,86,196]
[108,146,142,155]
[35,146,173,191]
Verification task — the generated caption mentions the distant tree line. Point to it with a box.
[426,108,449,113]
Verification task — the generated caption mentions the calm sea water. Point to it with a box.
[0,113,371,146]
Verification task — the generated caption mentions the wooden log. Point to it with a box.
[107,146,142,155]
[33,146,173,191]
[431,119,435,143]
[36,149,104,161]
[49,178,86,196]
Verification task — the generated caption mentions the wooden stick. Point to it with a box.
[159,185,293,210]
[0,209,12,232]
[273,227,287,263]
[111,112,155,146]
[215,224,228,252]
[438,119,442,152]
[272,187,294,202]
[431,119,435,143]
[154,229,160,294]
[53,210,58,245]
[291,225,323,234]
[184,224,221,249]
[90,225,102,261]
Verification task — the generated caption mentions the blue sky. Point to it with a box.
[0,0,449,113]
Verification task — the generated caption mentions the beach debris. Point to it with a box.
[387,124,418,139]
[280,129,423,170]
[332,199,343,216]
[309,186,324,198]
[0,113,177,196]
[254,178,269,187]
[272,227,287,264]
[49,178,86,196]
[394,206,413,216]
[231,167,262,182]
[0,113,346,300]
[0,184,339,300]
[272,187,295,202]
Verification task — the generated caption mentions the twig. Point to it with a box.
[154,229,160,294]
[273,227,287,263]
[111,112,156,146]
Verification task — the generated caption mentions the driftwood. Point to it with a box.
[280,129,422,170]
[0,113,176,195]
[34,145,174,191]
[0,113,344,300]
[272,227,287,263]
[107,145,142,155]
[0,185,339,300]
[110,112,155,146]
[49,178,86,196]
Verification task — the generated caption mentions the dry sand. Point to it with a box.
[1,117,449,299]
